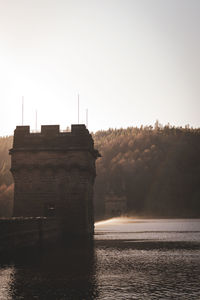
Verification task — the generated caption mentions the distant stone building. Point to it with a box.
[9,124,100,236]
[105,193,127,218]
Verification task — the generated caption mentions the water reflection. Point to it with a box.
[0,266,14,300]
[1,241,98,300]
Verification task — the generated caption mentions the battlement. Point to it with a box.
[11,124,100,158]
[14,124,88,135]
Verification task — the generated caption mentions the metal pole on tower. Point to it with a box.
[78,94,79,124]
[22,96,24,125]
[86,108,88,128]
[35,110,37,132]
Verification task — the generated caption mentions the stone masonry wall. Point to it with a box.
[0,217,60,254]
[9,124,100,238]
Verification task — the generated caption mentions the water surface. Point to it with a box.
[0,218,200,299]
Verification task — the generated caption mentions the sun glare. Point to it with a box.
[95,217,133,226]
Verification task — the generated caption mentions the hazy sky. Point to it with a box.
[0,0,200,135]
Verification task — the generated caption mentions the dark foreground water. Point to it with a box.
[0,219,200,299]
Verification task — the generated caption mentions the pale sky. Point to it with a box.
[0,0,200,136]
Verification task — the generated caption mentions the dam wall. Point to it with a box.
[0,217,60,254]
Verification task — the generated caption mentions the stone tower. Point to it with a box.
[9,124,100,237]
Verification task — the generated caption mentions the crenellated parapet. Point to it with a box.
[9,124,100,237]
[11,124,99,157]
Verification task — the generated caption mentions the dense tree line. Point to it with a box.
[93,124,200,219]
[0,124,200,218]
[0,136,13,217]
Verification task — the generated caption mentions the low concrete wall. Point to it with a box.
[0,217,60,254]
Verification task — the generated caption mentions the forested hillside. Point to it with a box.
[93,124,200,219]
[0,124,200,218]
[0,136,13,217]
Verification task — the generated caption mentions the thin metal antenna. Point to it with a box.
[35,110,37,132]
[86,108,88,128]
[22,96,24,125]
[78,94,79,124]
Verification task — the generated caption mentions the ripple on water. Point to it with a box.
[0,219,199,300]
[0,266,15,300]
[94,218,200,300]
[95,248,200,300]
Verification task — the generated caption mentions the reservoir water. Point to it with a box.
[0,218,200,299]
